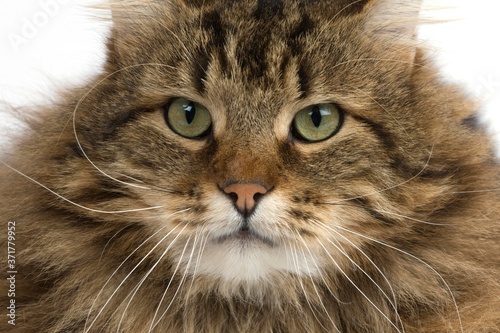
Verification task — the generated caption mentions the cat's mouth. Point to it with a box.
[214,229,275,247]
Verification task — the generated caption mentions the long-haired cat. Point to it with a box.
[1,0,499,332]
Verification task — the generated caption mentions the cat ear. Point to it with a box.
[363,0,423,39]
[105,0,179,64]
[362,0,423,64]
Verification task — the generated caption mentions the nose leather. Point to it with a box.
[223,183,268,214]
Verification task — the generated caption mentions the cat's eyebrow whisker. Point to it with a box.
[333,225,465,333]
[315,237,403,333]
[294,231,342,331]
[84,217,189,333]
[342,83,409,137]
[149,234,195,331]
[308,0,369,54]
[0,159,164,214]
[324,143,434,205]
[309,219,405,332]
[70,62,175,192]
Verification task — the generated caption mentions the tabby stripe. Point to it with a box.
[354,198,397,226]
[92,110,144,143]
[199,10,229,80]
[287,13,314,57]
[351,115,455,180]
[255,0,284,19]
[351,114,396,150]
[192,48,211,93]
[297,62,311,98]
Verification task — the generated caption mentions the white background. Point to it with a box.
[0,0,499,154]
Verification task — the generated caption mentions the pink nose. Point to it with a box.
[223,183,269,215]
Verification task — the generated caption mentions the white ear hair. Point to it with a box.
[364,0,423,40]
[361,0,424,67]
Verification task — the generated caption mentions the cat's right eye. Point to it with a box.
[164,98,212,139]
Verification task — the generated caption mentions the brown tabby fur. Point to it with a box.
[1,0,499,332]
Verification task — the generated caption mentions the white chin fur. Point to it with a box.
[188,239,320,284]
[177,191,323,284]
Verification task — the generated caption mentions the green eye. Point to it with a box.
[292,103,343,142]
[164,98,212,138]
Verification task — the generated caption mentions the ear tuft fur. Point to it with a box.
[91,0,177,65]
[364,0,423,40]
[361,0,424,67]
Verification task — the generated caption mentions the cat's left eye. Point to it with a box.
[164,98,212,138]
[292,103,343,142]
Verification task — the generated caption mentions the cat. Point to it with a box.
[1,0,499,332]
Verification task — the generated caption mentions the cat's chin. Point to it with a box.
[184,232,321,285]
[214,229,276,248]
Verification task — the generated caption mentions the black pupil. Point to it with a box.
[310,106,322,128]
[184,102,196,124]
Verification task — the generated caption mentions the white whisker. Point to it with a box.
[117,173,177,194]
[287,241,330,332]
[316,237,402,333]
[149,233,194,331]
[370,207,450,226]
[150,231,201,331]
[117,173,146,184]
[334,225,464,333]
[309,218,404,331]
[184,229,209,300]
[115,224,190,332]
[84,223,171,332]
[1,159,164,214]
[294,231,341,332]
[98,226,130,265]
[310,219,404,332]
[84,212,190,333]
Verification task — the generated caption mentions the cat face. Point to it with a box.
[65,0,478,288]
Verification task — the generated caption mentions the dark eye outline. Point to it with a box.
[163,98,212,139]
[291,103,344,143]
